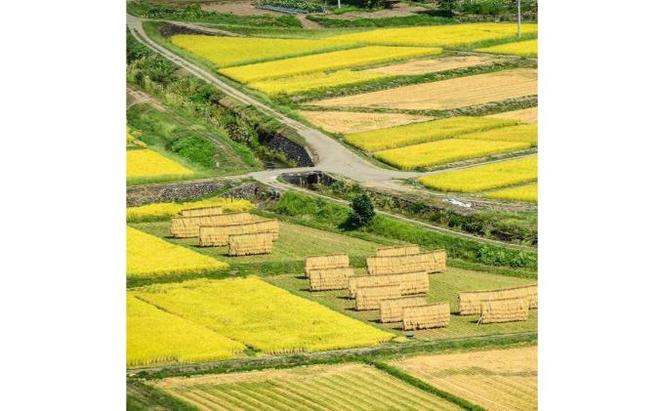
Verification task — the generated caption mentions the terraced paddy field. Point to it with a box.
[390,346,538,411]
[126,148,194,180]
[312,68,537,111]
[478,39,538,57]
[266,267,537,341]
[487,182,539,202]
[366,54,501,76]
[155,363,463,410]
[126,198,253,223]
[299,110,434,134]
[488,107,538,123]
[249,69,389,96]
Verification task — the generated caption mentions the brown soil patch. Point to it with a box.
[488,107,538,124]
[367,55,501,76]
[300,110,433,134]
[326,1,428,20]
[201,0,281,15]
[312,68,538,111]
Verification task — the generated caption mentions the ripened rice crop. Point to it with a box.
[126,149,193,179]
[487,182,538,202]
[132,277,394,353]
[460,123,538,146]
[126,198,253,222]
[170,35,357,68]
[221,46,440,83]
[126,295,245,367]
[374,139,530,170]
[299,110,433,134]
[345,116,518,152]
[248,69,389,96]
[126,226,228,278]
[478,38,538,57]
[418,155,537,192]
[330,23,538,47]
[155,363,462,410]
[390,346,538,411]
[312,68,538,111]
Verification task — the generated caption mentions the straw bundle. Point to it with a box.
[366,250,447,275]
[304,254,349,278]
[379,297,428,323]
[375,244,420,257]
[458,284,537,315]
[309,268,355,291]
[199,220,279,247]
[348,271,429,298]
[355,285,401,311]
[479,298,529,324]
[180,206,228,217]
[228,233,273,256]
[170,213,254,238]
[402,302,450,330]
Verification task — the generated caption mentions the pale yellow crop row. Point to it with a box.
[454,123,538,146]
[249,69,389,96]
[126,198,253,222]
[419,155,537,192]
[126,149,193,179]
[486,182,538,202]
[477,39,538,57]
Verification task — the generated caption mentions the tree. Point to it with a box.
[436,0,456,17]
[345,193,376,229]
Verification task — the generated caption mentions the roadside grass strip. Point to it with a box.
[329,23,538,47]
[127,295,245,367]
[127,149,194,179]
[345,116,519,152]
[419,155,538,192]
[459,123,538,146]
[127,226,229,279]
[487,182,538,202]
[170,35,358,68]
[154,363,463,410]
[374,139,530,170]
[477,39,538,57]
[221,46,441,83]
[249,69,390,96]
[132,277,395,354]
[127,198,253,223]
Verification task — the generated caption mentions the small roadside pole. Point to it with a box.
[517,0,522,39]
[338,0,341,9]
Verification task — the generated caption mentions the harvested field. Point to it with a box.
[486,182,538,202]
[198,219,279,246]
[312,68,538,111]
[299,110,433,134]
[488,107,538,124]
[155,363,463,410]
[374,138,530,170]
[478,39,538,57]
[221,46,441,83]
[366,250,446,275]
[127,198,253,223]
[379,297,428,323]
[133,277,394,354]
[348,271,429,297]
[367,55,501,75]
[355,285,402,310]
[390,346,538,411]
[418,155,538,192]
[309,267,354,291]
[126,149,193,179]
[459,283,538,316]
[305,254,349,277]
[479,298,530,324]
[228,232,274,256]
[171,212,255,238]
[403,302,451,330]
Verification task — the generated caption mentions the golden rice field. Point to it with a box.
[126,226,229,278]
[126,197,253,222]
[374,139,531,170]
[221,46,441,83]
[460,124,538,146]
[126,149,193,179]
[478,39,538,57]
[299,110,433,134]
[248,69,389,96]
[156,363,463,410]
[170,35,356,68]
[390,346,538,411]
[488,107,538,124]
[330,23,538,47]
[127,295,245,367]
[345,116,519,152]
[312,68,537,111]
[132,277,394,354]
[367,54,499,76]
[419,155,538,192]
[487,182,538,202]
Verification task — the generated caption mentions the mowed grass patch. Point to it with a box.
[390,345,537,411]
[487,182,538,202]
[419,155,537,193]
[126,149,194,180]
[374,139,530,170]
[345,116,519,152]
[127,295,245,368]
[127,226,229,279]
[312,68,537,111]
[266,266,537,341]
[249,69,389,96]
[170,35,358,68]
[488,107,538,124]
[330,23,538,47]
[221,46,441,83]
[299,110,434,134]
[478,38,538,57]
[133,277,395,354]
[155,363,463,410]
[127,198,253,223]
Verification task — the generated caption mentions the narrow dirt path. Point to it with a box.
[297,15,322,29]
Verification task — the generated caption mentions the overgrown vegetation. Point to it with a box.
[256,0,327,13]
[346,193,376,228]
